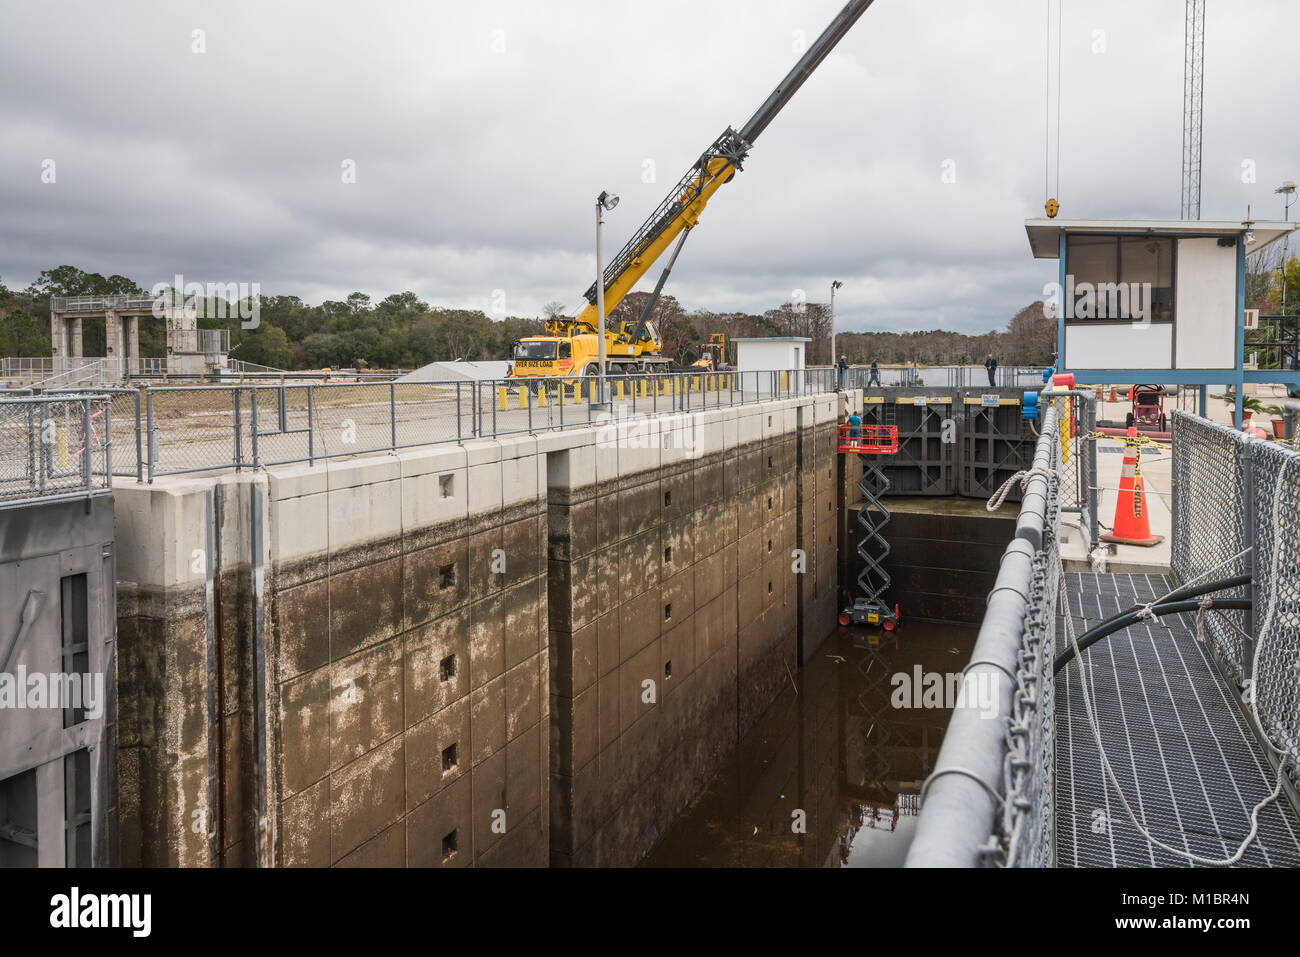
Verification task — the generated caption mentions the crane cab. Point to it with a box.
[508,319,670,381]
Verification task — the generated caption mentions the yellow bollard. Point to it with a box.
[56,427,69,469]
[517,386,526,409]
[498,386,508,411]
[780,371,790,392]
[571,382,580,404]
[537,384,547,406]
[616,379,625,400]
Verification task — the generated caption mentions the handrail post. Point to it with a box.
[233,388,243,471]
[133,389,142,482]
[26,400,35,489]
[103,402,113,487]
[307,385,315,466]
[251,387,260,468]
[146,389,156,483]
[82,398,92,494]
[1242,435,1257,680]
[390,382,398,449]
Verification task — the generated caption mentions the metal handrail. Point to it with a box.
[138,368,834,480]
[905,399,1062,867]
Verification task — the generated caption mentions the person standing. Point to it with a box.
[984,353,998,387]
[845,407,863,448]
[868,357,881,387]
[837,354,848,388]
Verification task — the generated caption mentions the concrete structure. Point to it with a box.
[108,389,851,866]
[48,294,230,381]
[733,337,809,372]
[0,497,117,867]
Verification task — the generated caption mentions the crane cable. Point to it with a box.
[1044,0,1063,212]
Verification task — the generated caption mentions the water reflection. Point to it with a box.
[644,619,978,867]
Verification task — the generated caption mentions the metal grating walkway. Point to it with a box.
[1055,572,1300,867]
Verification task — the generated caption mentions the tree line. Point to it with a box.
[1,265,1057,370]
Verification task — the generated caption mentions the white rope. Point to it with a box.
[1058,559,1286,866]
[987,466,1059,512]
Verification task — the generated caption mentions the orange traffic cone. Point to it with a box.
[1101,427,1164,547]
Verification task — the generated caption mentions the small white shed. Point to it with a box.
[731,337,810,371]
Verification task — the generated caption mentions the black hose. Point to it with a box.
[1053,574,1252,676]
[1156,573,1250,606]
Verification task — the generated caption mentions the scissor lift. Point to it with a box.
[838,423,901,632]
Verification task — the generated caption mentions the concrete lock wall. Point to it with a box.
[545,397,842,866]
[110,389,850,867]
[114,471,268,867]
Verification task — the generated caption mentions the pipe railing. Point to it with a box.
[134,367,834,480]
[0,393,115,508]
[905,399,1063,867]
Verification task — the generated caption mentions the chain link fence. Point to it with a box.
[0,394,114,507]
[135,369,834,479]
[1172,408,1300,785]
[46,388,143,480]
[1249,439,1300,779]
[1055,392,1099,549]
[997,487,1060,868]
[1170,409,1252,677]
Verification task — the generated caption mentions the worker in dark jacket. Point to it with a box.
[868,358,881,387]
[837,354,848,388]
[984,353,998,387]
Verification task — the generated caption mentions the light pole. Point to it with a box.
[1276,181,1296,317]
[830,280,843,386]
[595,189,619,408]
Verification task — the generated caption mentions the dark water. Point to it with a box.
[644,619,979,867]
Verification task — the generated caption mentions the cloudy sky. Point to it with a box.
[1,0,1295,334]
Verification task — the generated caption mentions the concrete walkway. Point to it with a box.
[1061,429,1174,574]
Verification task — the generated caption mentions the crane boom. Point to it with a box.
[510,0,873,381]
[579,0,875,318]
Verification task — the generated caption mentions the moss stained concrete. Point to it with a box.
[111,391,852,867]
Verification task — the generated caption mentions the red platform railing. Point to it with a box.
[837,423,898,455]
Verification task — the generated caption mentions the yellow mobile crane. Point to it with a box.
[509,0,876,383]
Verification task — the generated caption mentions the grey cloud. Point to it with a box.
[0,0,1294,335]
